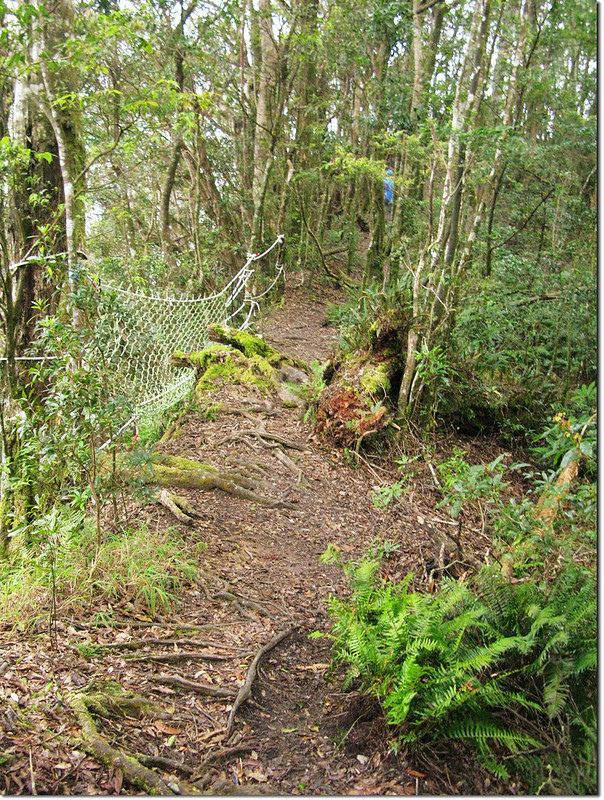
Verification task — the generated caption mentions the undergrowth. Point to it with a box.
[321,399,597,794]
[0,514,199,630]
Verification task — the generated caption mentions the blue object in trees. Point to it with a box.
[384,169,394,204]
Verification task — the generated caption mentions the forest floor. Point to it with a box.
[0,279,525,796]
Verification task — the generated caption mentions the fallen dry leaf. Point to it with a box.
[154,721,180,736]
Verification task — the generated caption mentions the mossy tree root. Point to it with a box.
[67,692,194,795]
[150,455,296,509]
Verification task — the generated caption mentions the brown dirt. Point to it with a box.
[0,280,525,796]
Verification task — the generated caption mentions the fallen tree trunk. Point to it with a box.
[206,323,308,372]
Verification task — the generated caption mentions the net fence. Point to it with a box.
[97,235,284,430]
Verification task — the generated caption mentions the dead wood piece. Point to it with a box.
[212,589,280,621]
[427,462,442,489]
[225,627,293,739]
[535,455,579,528]
[153,674,237,698]
[68,693,182,795]
[436,541,446,580]
[127,651,232,664]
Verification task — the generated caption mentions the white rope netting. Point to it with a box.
[98,235,284,427]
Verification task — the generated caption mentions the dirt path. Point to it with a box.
[1,283,498,795]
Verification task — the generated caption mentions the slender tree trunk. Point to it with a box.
[250,0,276,252]
[0,0,85,550]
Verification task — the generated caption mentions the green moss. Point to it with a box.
[207,324,308,369]
[191,344,278,398]
[152,455,217,472]
[208,324,282,361]
[360,362,391,397]
[173,345,234,371]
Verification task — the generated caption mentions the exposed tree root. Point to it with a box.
[198,740,254,769]
[221,404,280,422]
[127,651,232,664]
[152,674,237,698]
[226,627,293,739]
[155,489,203,524]
[273,448,305,483]
[96,636,243,652]
[83,692,167,721]
[224,456,271,480]
[212,588,285,621]
[149,455,296,509]
[136,753,196,777]
[226,428,306,451]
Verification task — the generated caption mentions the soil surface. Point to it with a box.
[0,280,522,796]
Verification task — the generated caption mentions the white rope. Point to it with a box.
[0,356,60,362]
[251,233,285,261]
[249,264,284,301]
[107,264,251,304]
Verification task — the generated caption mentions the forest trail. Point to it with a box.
[1,282,497,796]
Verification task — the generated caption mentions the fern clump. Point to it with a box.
[327,557,596,793]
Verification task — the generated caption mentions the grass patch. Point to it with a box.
[0,514,200,629]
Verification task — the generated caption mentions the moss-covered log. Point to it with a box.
[171,327,309,413]
[172,345,280,397]
[207,323,307,371]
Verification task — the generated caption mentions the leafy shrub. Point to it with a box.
[533,382,597,480]
[436,449,511,518]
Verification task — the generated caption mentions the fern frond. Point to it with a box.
[446,718,538,750]
[573,650,597,673]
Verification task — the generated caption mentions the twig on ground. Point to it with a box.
[427,462,441,489]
